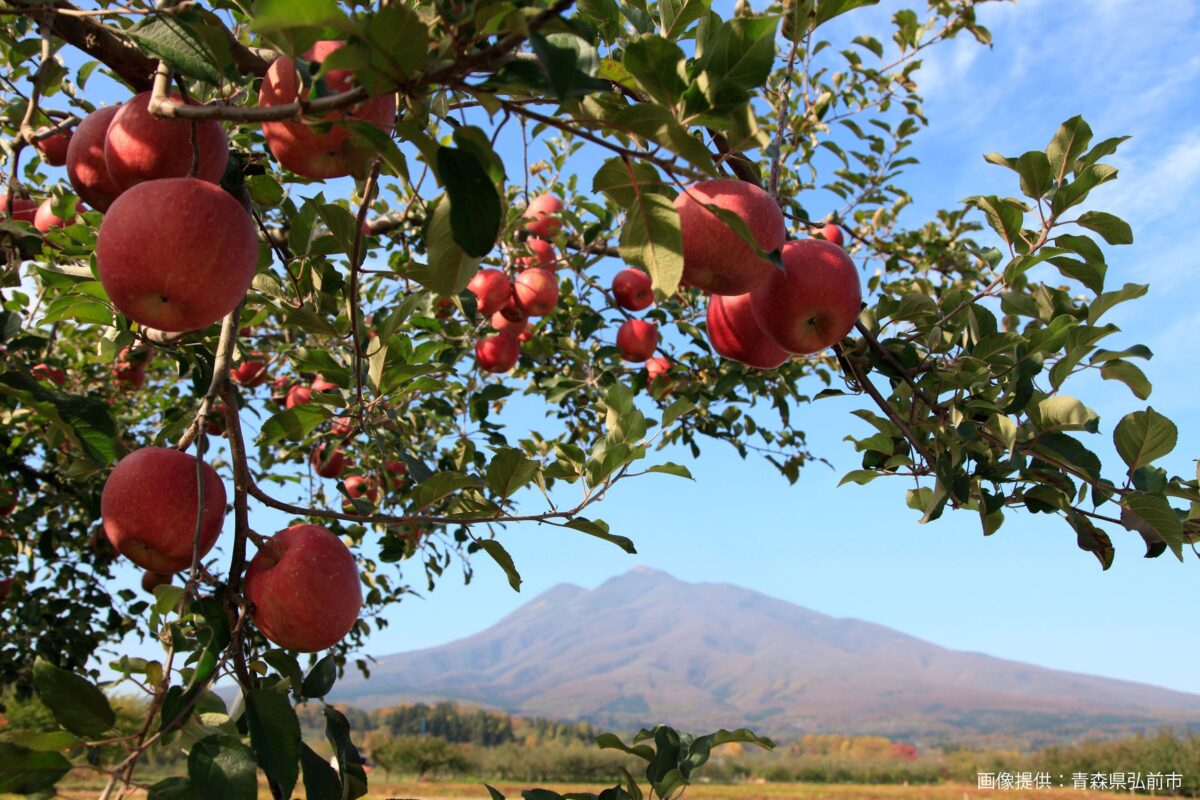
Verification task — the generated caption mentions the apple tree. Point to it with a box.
[0,0,1195,796]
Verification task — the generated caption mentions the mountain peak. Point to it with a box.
[334,570,1200,746]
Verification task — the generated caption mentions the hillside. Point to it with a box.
[332,568,1200,745]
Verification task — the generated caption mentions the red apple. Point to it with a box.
[384,460,408,490]
[706,292,790,369]
[476,330,520,373]
[101,447,226,574]
[490,307,527,335]
[206,400,226,435]
[820,223,844,248]
[258,40,396,180]
[522,193,562,238]
[750,239,862,355]
[646,356,671,383]
[244,524,362,652]
[435,298,456,319]
[513,267,558,316]
[0,193,37,224]
[467,268,512,316]
[616,319,658,362]
[341,474,378,511]
[104,91,228,189]
[674,179,786,295]
[310,444,347,478]
[31,363,66,386]
[311,374,339,392]
[612,269,653,311]
[230,357,269,388]
[285,384,312,408]
[34,197,86,232]
[66,105,123,211]
[526,237,557,268]
[0,578,11,602]
[35,127,72,166]
[330,416,354,437]
[96,178,258,332]
[112,347,148,389]
[141,570,173,594]
[0,483,17,515]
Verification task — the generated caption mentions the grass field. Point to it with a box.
[38,778,1117,800]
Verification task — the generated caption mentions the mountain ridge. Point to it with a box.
[332,568,1200,746]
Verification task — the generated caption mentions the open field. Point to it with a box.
[36,778,1120,800]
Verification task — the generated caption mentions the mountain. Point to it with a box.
[331,568,1200,746]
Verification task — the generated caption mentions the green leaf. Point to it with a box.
[596,732,655,761]
[563,517,637,553]
[1074,211,1133,245]
[41,293,115,325]
[694,16,778,92]
[659,0,710,38]
[258,403,332,445]
[1031,432,1102,482]
[301,742,342,800]
[32,659,115,738]
[1113,407,1177,472]
[593,158,671,207]
[646,462,693,479]
[249,0,351,33]
[412,471,481,510]
[479,539,522,591]
[623,36,688,105]
[324,706,368,799]
[1036,396,1097,432]
[1069,512,1114,571]
[246,686,300,799]
[1087,282,1147,325]
[619,192,684,297]
[967,195,1025,246]
[528,33,606,99]
[812,0,879,30]
[188,735,258,800]
[0,372,120,465]
[661,398,695,428]
[148,777,203,800]
[437,146,502,258]
[410,195,481,297]
[1120,493,1184,560]
[0,730,83,751]
[0,743,72,794]
[1100,359,1151,400]
[127,12,232,85]
[838,469,882,487]
[1015,150,1054,199]
[301,654,338,699]
[486,448,540,499]
[1046,116,1093,180]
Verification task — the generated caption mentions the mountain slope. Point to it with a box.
[333,568,1200,744]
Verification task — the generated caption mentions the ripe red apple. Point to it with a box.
[101,447,226,574]
[96,178,259,332]
[750,239,862,355]
[646,356,671,383]
[384,460,408,490]
[66,105,123,211]
[616,319,658,362]
[112,347,149,388]
[258,40,396,179]
[612,269,654,311]
[706,292,790,369]
[0,483,17,515]
[230,357,269,388]
[104,91,228,189]
[310,444,347,478]
[330,416,354,437]
[522,193,562,238]
[34,197,86,232]
[820,223,845,248]
[0,578,11,602]
[491,308,527,336]
[311,374,339,392]
[467,268,512,316]
[35,127,72,166]
[0,193,37,224]
[513,267,558,316]
[285,384,312,408]
[31,363,66,386]
[674,179,786,295]
[141,570,173,594]
[476,330,520,373]
[206,400,226,435]
[526,237,557,268]
[341,474,378,511]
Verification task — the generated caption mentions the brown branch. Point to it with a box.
[349,161,382,417]
[833,341,935,467]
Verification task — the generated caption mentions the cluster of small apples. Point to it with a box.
[470,194,564,373]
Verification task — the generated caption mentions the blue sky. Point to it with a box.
[73,0,1200,699]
